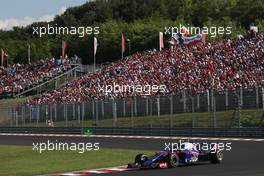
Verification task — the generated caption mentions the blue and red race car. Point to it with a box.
[127,142,223,169]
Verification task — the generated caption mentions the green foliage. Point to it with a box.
[0,0,263,65]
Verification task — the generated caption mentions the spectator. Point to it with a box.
[0,57,75,98]
[29,32,264,105]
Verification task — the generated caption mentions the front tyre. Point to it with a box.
[135,154,148,165]
[168,153,179,168]
[210,150,223,163]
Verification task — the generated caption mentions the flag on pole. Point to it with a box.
[93,37,97,71]
[121,33,125,54]
[1,48,4,66]
[159,32,164,51]
[62,40,67,58]
[28,44,31,64]
[202,31,206,44]
[94,37,98,56]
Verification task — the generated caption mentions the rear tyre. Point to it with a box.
[135,154,148,165]
[210,150,223,163]
[168,153,179,168]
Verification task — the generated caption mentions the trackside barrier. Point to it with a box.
[0,127,263,138]
[0,127,80,134]
[92,127,264,137]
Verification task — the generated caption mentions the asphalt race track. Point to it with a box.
[0,134,263,176]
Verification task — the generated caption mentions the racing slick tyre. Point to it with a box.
[135,154,148,165]
[168,153,179,168]
[210,150,223,164]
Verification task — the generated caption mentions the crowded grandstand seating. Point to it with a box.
[0,58,75,98]
[30,31,264,105]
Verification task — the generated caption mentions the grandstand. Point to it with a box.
[0,30,263,129]
[0,28,263,128]
[0,57,80,99]
[29,30,263,105]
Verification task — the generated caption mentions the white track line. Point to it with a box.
[0,133,263,142]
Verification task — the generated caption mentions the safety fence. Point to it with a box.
[0,86,263,128]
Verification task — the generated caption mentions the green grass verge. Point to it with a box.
[25,108,263,128]
[0,145,154,176]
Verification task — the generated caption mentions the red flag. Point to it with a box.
[1,48,4,66]
[202,31,206,44]
[62,41,67,57]
[121,33,125,53]
[159,32,164,51]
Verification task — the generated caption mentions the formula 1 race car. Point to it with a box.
[127,142,223,169]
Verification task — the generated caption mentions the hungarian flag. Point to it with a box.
[94,37,98,56]
[159,32,164,51]
[1,48,4,66]
[121,33,125,53]
[62,40,67,58]
[182,34,203,45]
[172,33,204,45]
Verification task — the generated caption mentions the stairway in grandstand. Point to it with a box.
[13,64,100,98]
[13,65,79,98]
